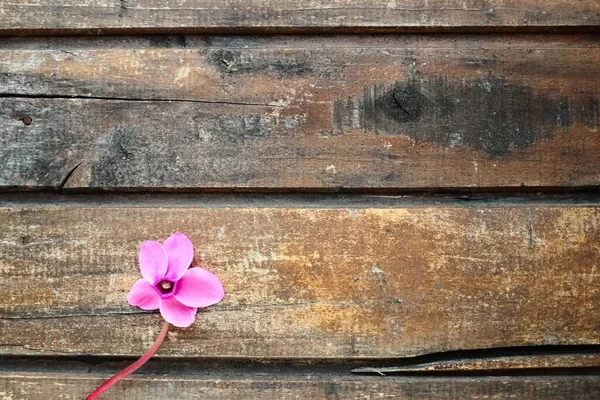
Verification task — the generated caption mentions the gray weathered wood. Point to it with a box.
[1,373,600,399]
[0,0,599,35]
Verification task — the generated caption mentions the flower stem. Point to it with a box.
[86,321,170,400]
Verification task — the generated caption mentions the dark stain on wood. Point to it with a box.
[581,96,599,127]
[392,84,426,122]
[334,75,599,156]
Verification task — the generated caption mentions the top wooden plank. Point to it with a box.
[0,0,598,35]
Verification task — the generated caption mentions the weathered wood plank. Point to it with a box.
[353,353,600,373]
[0,205,598,357]
[1,35,599,190]
[0,0,598,35]
[1,373,600,399]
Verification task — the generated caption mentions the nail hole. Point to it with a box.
[22,116,32,126]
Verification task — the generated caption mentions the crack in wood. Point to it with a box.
[57,162,82,192]
[0,92,282,108]
[0,310,150,321]
[1,346,599,373]
[351,345,600,374]
[0,299,405,321]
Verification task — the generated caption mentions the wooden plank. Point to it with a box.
[1,373,599,399]
[1,205,598,357]
[353,353,600,373]
[1,35,599,190]
[0,0,598,35]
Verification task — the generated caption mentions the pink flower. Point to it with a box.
[127,232,224,328]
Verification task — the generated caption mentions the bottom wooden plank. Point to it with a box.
[1,373,599,400]
[353,353,600,373]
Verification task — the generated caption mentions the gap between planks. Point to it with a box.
[1,191,600,209]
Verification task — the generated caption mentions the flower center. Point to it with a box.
[157,280,174,294]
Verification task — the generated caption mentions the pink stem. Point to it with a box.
[86,321,170,400]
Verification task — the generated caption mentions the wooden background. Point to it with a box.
[0,1,599,399]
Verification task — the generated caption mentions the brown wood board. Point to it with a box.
[1,205,599,357]
[1,35,599,191]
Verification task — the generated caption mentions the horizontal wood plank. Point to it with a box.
[0,0,598,35]
[0,204,598,357]
[353,353,600,373]
[1,373,600,399]
[1,35,599,190]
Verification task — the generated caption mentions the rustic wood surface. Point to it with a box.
[2,1,599,399]
[1,35,598,190]
[0,0,599,35]
[1,373,600,399]
[1,204,598,357]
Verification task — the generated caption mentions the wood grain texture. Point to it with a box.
[0,0,598,35]
[1,373,600,400]
[1,35,599,190]
[1,205,598,357]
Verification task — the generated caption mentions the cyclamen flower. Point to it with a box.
[127,232,224,327]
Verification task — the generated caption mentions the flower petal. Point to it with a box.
[127,279,160,310]
[163,232,194,282]
[174,268,225,308]
[159,297,197,328]
[139,241,168,284]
